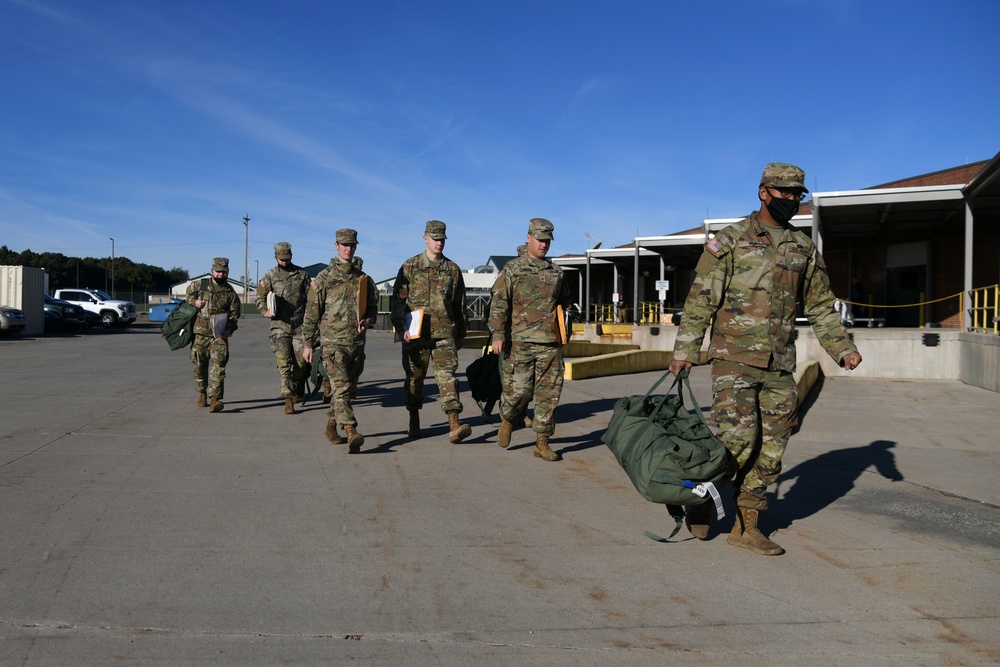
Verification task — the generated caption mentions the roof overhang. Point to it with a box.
[635,233,706,247]
[586,247,659,260]
[705,213,814,234]
[811,185,967,249]
[552,256,612,267]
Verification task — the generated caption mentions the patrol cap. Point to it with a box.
[528,218,554,240]
[336,228,358,244]
[212,257,229,272]
[425,220,447,240]
[760,163,808,193]
[273,242,292,259]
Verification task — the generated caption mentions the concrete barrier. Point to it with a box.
[564,349,673,380]
[794,361,821,407]
[564,340,639,358]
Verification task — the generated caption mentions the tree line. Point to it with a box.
[0,246,189,294]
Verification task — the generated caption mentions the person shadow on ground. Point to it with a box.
[769,439,903,530]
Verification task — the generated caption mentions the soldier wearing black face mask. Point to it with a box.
[670,162,862,556]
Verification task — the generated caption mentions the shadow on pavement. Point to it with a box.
[771,439,902,530]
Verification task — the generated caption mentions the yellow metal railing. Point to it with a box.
[968,284,999,335]
[591,303,616,322]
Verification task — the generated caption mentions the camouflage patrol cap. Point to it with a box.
[273,242,292,259]
[528,218,554,240]
[760,163,809,192]
[212,257,229,272]
[425,220,447,240]
[336,228,358,244]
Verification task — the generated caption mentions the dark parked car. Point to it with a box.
[44,294,87,330]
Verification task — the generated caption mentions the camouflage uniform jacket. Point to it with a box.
[489,255,572,345]
[672,211,857,372]
[185,278,241,337]
[390,253,467,341]
[254,263,310,334]
[302,260,378,348]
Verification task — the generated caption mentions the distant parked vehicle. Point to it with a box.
[52,288,137,328]
[0,305,27,337]
[44,294,87,330]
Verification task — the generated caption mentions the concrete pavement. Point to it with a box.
[1,316,997,665]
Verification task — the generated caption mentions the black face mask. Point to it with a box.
[765,196,799,224]
[213,276,227,285]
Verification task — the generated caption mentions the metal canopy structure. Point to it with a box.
[811,185,966,253]
[555,152,1000,328]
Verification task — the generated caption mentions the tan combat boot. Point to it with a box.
[344,424,364,454]
[533,433,559,461]
[728,507,784,555]
[284,397,296,415]
[324,418,343,445]
[448,412,472,444]
[407,410,421,439]
[497,417,514,448]
[685,502,712,540]
[197,392,207,408]
[209,397,224,413]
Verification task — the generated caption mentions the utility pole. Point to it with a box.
[109,237,115,298]
[243,214,250,305]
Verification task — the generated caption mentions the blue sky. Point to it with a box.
[2,0,998,284]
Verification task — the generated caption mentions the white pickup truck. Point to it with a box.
[53,288,137,328]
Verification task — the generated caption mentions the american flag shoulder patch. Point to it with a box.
[707,238,723,254]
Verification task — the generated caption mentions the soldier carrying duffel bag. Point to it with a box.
[601,368,735,541]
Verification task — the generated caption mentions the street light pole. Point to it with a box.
[243,214,250,305]
[109,237,115,298]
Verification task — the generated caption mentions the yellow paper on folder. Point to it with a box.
[357,275,370,321]
[553,305,568,344]
[394,309,424,342]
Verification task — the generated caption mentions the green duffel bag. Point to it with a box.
[601,369,735,539]
[160,300,200,351]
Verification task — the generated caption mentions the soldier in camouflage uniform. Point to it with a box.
[302,229,378,453]
[490,244,532,429]
[390,220,472,444]
[185,257,241,413]
[255,242,311,414]
[670,163,862,555]
[489,218,573,462]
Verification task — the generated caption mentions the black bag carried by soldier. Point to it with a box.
[160,300,200,351]
[601,369,735,539]
[466,348,502,422]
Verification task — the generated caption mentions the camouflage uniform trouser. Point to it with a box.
[711,359,798,511]
[401,337,462,414]
[499,342,563,436]
[322,343,365,426]
[270,330,309,398]
[191,334,229,399]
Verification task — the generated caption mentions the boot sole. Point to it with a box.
[726,535,784,555]
[449,425,472,444]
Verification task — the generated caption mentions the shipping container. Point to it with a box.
[1,265,46,335]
